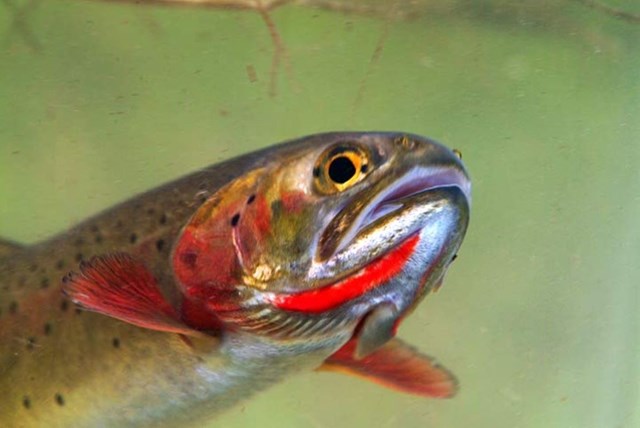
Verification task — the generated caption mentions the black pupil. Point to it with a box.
[328,156,357,184]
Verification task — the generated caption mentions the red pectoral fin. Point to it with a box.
[63,253,203,337]
[319,338,458,398]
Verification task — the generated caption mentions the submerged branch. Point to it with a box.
[574,0,640,24]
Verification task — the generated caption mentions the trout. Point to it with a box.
[0,132,471,427]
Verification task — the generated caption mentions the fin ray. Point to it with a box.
[63,253,205,337]
[319,338,458,398]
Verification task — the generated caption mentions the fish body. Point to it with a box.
[0,132,471,427]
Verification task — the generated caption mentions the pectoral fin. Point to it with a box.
[63,253,206,338]
[319,338,458,398]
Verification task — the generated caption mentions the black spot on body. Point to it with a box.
[56,260,65,270]
[159,213,167,225]
[156,239,165,252]
[247,194,256,204]
[361,163,369,173]
[40,278,49,289]
[180,252,198,269]
[75,308,82,315]
[129,233,137,244]
[312,166,321,177]
[9,301,18,314]
[230,213,240,227]
[23,396,31,409]
[55,394,65,406]
[60,301,68,312]
[26,337,36,350]
[112,338,120,348]
[44,323,52,335]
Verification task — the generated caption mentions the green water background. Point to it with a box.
[1,1,639,426]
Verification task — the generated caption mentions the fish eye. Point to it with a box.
[328,155,356,184]
[314,144,370,194]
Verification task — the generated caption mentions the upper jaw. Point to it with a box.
[308,165,471,283]
[342,166,471,248]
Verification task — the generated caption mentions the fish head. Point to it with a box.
[173,132,471,356]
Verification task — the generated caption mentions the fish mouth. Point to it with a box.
[219,180,469,348]
[268,164,470,309]
[338,166,471,254]
[311,165,471,283]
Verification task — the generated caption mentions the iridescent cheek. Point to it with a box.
[279,190,307,214]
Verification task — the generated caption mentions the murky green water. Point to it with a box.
[1,1,639,427]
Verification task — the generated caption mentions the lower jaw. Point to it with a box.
[267,234,421,313]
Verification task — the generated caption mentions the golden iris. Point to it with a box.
[314,144,370,194]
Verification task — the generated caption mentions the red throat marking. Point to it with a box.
[269,235,420,313]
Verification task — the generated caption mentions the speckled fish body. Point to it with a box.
[0,147,275,427]
[0,132,471,428]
